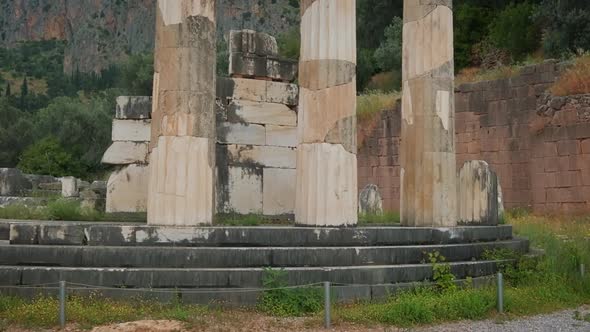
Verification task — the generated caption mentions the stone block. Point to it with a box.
[229,53,298,82]
[229,30,278,57]
[9,224,39,244]
[217,78,299,106]
[61,177,79,198]
[221,166,263,214]
[263,168,296,215]
[0,168,32,196]
[266,125,297,147]
[115,96,152,120]
[582,139,590,154]
[223,100,297,126]
[101,142,149,165]
[217,123,266,145]
[458,160,499,226]
[359,184,384,215]
[112,120,151,142]
[225,145,296,169]
[106,164,149,213]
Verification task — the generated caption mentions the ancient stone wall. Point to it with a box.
[358,60,590,214]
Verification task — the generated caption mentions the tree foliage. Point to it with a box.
[536,0,590,57]
[17,137,83,178]
[374,17,403,74]
[489,2,541,60]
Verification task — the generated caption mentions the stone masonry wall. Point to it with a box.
[358,60,590,214]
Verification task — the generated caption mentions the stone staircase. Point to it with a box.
[0,220,528,305]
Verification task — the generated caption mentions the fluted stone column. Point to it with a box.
[147,0,216,226]
[400,0,457,227]
[296,0,358,226]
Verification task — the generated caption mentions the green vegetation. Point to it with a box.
[551,53,590,96]
[0,199,103,221]
[356,90,400,123]
[0,294,207,329]
[258,268,323,317]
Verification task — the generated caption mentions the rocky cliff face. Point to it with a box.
[0,0,298,73]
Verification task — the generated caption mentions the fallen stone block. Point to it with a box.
[0,168,32,196]
[116,96,152,120]
[359,184,384,216]
[61,176,79,198]
[10,223,39,244]
[229,29,278,57]
[38,224,86,245]
[111,119,151,142]
[101,141,149,165]
[106,164,149,213]
[458,160,499,226]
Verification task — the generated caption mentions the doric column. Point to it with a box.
[296,0,358,226]
[400,0,457,227]
[147,0,216,226]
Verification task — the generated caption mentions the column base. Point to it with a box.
[295,143,358,227]
[147,136,215,226]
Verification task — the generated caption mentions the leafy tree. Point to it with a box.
[454,3,496,70]
[535,0,590,57]
[0,98,34,167]
[17,137,83,177]
[357,48,378,92]
[357,0,403,50]
[117,53,154,96]
[374,17,403,74]
[20,76,28,111]
[277,27,300,60]
[5,82,10,97]
[489,2,541,60]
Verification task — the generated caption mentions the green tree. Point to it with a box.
[535,0,590,57]
[277,27,300,60]
[357,48,378,92]
[5,82,10,97]
[20,76,28,111]
[118,53,154,95]
[454,3,496,70]
[489,2,541,60]
[374,17,403,73]
[0,98,34,167]
[17,137,83,177]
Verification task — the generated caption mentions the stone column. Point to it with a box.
[400,0,457,227]
[296,0,358,226]
[147,0,216,226]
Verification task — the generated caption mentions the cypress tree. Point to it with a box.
[5,82,11,97]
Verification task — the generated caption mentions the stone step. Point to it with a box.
[8,223,514,247]
[0,276,496,306]
[0,260,507,289]
[0,239,528,268]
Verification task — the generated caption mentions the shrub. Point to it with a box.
[374,17,402,74]
[550,54,590,96]
[365,71,401,92]
[17,137,83,178]
[535,0,590,58]
[489,2,541,61]
[357,90,400,123]
[258,268,323,317]
[277,27,300,60]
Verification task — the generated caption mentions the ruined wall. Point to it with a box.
[358,60,590,214]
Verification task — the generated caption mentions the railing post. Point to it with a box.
[59,281,66,329]
[324,281,331,329]
[497,273,504,314]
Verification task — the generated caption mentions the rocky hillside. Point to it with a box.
[0,0,298,73]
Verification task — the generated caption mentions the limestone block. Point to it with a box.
[106,164,149,213]
[80,189,105,211]
[295,143,358,226]
[223,100,297,126]
[147,136,215,225]
[229,53,298,82]
[229,30,278,57]
[0,168,31,196]
[266,125,297,147]
[116,96,152,120]
[263,168,296,215]
[112,120,151,142]
[101,142,149,165]
[24,174,59,191]
[457,160,499,226]
[223,166,263,214]
[38,182,62,191]
[217,78,299,106]
[217,123,266,145]
[359,184,384,215]
[90,181,107,196]
[61,177,79,198]
[226,145,296,169]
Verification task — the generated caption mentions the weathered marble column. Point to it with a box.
[296,0,358,226]
[400,0,457,227]
[147,0,216,226]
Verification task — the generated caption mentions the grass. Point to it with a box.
[0,199,104,221]
[358,211,401,225]
[550,53,590,96]
[357,90,400,124]
[0,294,207,329]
